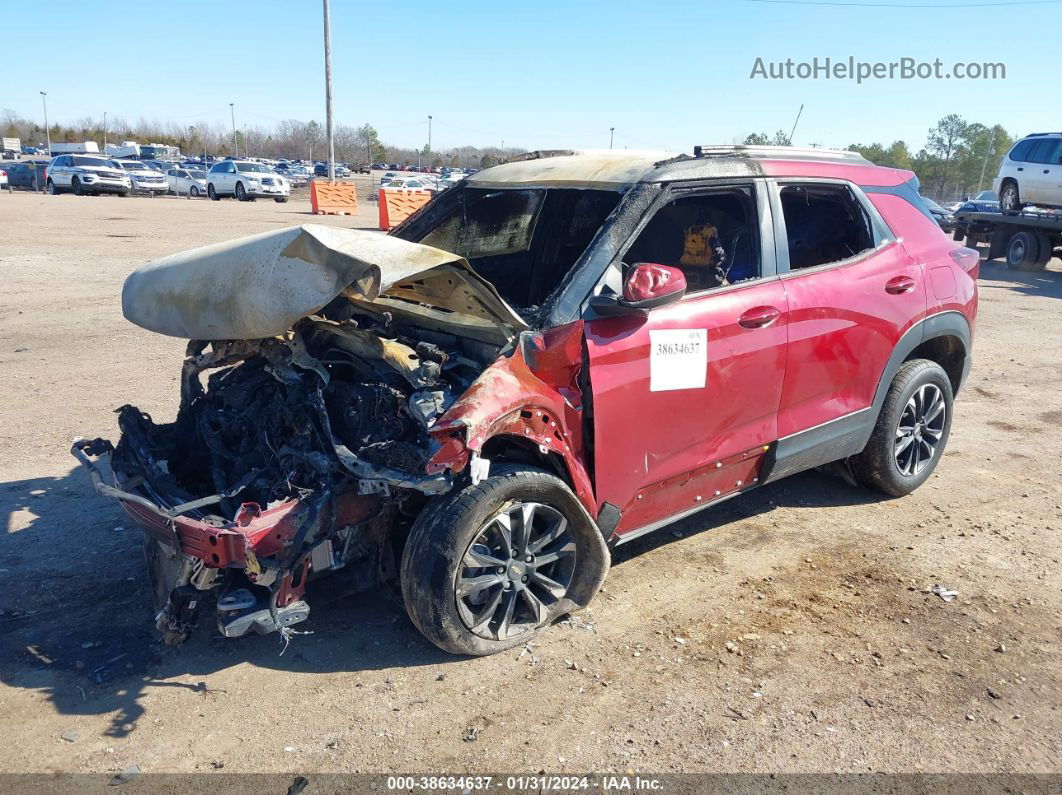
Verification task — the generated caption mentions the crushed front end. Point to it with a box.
[72,225,523,645]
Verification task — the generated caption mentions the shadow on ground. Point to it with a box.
[975,252,1062,301]
[0,460,880,737]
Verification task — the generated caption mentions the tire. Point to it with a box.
[999,180,1021,214]
[118,190,128,197]
[850,359,954,497]
[29,176,37,192]
[190,185,200,198]
[952,228,965,243]
[401,465,610,656]
[1035,233,1053,268]
[1006,231,1042,271]
[235,182,246,201]
[208,183,219,201]
[47,179,58,195]
[71,177,83,196]
[274,196,288,203]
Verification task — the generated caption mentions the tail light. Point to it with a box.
[949,246,980,274]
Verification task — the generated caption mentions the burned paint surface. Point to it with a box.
[122,224,526,341]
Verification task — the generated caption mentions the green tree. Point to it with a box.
[925,114,968,195]
[355,124,386,162]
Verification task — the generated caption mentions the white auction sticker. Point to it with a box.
[649,328,707,391]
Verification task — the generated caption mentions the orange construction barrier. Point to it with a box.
[310,179,359,215]
[379,188,432,230]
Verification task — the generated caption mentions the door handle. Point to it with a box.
[885,275,916,295]
[1017,167,1024,171]
[738,305,781,328]
[1044,169,1051,174]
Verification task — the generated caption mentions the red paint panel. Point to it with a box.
[585,279,788,535]
[777,242,926,437]
[759,159,913,188]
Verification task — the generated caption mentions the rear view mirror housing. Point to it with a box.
[588,263,687,316]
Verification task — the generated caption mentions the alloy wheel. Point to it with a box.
[455,502,577,641]
[894,383,946,477]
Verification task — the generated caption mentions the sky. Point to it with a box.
[4,0,1059,155]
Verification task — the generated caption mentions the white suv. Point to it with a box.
[114,160,169,195]
[993,132,1062,212]
[46,155,131,196]
[207,160,290,202]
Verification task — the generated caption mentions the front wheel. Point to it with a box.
[401,465,609,656]
[850,359,953,497]
[274,196,288,203]
[207,183,219,201]
[190,185,200,198]
[71,177,83,196]
[235,182,247,201]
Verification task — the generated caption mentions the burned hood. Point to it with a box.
[122,224,527,341]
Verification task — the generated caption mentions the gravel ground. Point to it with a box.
[0,189,1059,776]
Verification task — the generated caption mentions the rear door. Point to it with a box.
[1024,138,1061,204]
[583,181,788,539]
[768,180,927,478]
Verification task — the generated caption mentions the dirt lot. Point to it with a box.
[0,189,1059,776]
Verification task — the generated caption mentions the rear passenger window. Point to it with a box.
[1025,139,1059,164]
[779,184,875,271]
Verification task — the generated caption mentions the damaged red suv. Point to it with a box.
[74,147,978,655]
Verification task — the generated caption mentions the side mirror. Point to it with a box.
[589,263,687,316]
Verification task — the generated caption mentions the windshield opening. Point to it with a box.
[236,162,270,173]
[399,186,622,317]
[71,157,112,168]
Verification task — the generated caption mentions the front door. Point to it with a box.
[583,182,788,538]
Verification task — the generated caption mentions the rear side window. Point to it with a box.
[779,184,875,271]
[1008,139,1035,162]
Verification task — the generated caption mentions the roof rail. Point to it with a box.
[693,144,870,164]
[1025,132,1062,137]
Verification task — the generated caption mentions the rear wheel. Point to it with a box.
[1035,233,1053,268]
[999,181,1021,214]
[401,465,609,656]
[208,183,219,201]
[274,196,288,203]
[47,179,58,195]
[1006,231,1043,271]
[850,359,953,497]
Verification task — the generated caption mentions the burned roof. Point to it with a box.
[467,150,677,189]
[468,147,909,190]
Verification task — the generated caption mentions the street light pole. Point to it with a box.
[427,115,432,170]
[609,127,614,149]
[103,111,107,153]
[977,127,996,193]
[323,0,335,180]
[229,103,238,158]
[40,91,50,155]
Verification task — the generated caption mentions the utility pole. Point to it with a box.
[40,91,50,155]
[323,0,335,179]
[787,104,804,146]
[609,127,615,149]
[977,127,996,193]
[103,111,107,153]
[229,103,238,158]
[427,115,432,170]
